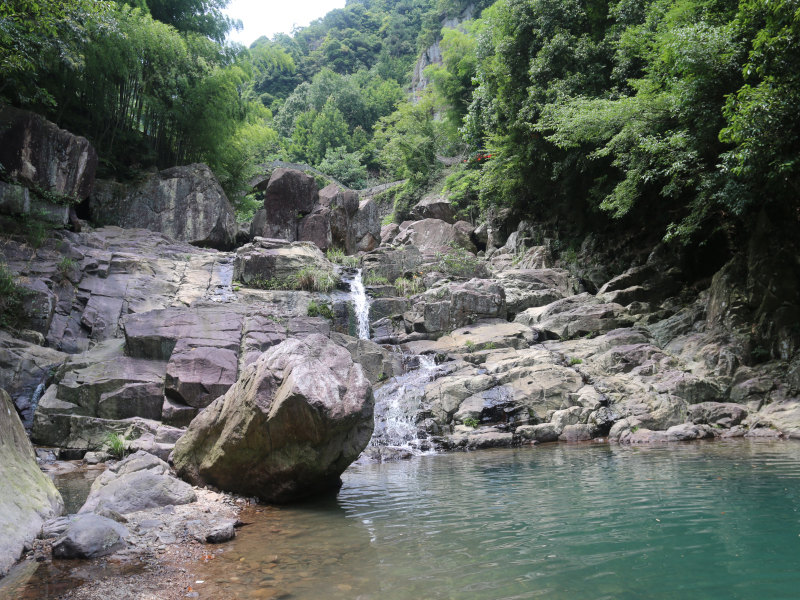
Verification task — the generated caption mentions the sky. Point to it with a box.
[224,0,347,47]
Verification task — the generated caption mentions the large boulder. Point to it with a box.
[0,106,98,200]
[233,238,334,287]
[411,196,455,223]
[90,164,237,249]
[0,389,64,576]
[349,199,381,253]
[257,168,319,241]
[394,218,476,254]
[172,335,374,503]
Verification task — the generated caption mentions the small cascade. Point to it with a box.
[207,256,236,303]
[369,354,440,453]
[23,378,47,429]
[347,269,371,340]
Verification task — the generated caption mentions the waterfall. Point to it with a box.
[348,269,371,340]
[369,354,439,452]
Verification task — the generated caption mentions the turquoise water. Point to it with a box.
[196,440,800,600]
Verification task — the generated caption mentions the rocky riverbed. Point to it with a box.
[1,107,799,592]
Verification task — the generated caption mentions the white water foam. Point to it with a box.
[369,354,439,453]
[348,269,371,340]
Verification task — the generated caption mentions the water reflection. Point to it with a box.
[192,440,800,600]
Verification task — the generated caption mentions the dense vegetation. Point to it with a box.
[2,0,799,246]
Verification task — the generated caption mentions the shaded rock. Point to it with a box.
[0,389,64,576]
[260,168,318,241]
[381,223,400,244]
[411,196,455,223]
[559,423,597,442]
[687,402,747,426]
[90,164,237,249]
[0,106,97,200]
[79,451,196,515]
[165,342,238,409]
[123,304,244,362]
[361,245,423,283]
[0,331,67,427]
[330,333,402,386]
[250,208,268,240]
[0,181,69,225]
[496,268,577,315]
[55,356,167,420]
[298,211,333,251]
[349,199,381,253]
[51,514,128,559]
[173,335,374,503]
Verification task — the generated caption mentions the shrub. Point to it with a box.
[0,262,26,328]
[326,248,358,268]
[394,275,424,297]
[307,300,334,320]
[57,256,76,277]
[434,242,487,278]
[104,432,127,459]
[364,272,389,285]
[463,417,479,428]
[293,267,338,292]
[568,357,583,366]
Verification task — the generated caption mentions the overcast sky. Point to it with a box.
[225,0,346,47]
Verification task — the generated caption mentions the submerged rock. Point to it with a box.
[173,335,374,503]
[0,389,64,576]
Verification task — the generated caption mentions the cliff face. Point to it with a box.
[410,3,476,100]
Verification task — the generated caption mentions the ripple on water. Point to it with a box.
[180,440,800,600]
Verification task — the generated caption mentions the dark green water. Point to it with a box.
[196,440,800,600]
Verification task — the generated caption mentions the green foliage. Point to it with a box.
[364,272,389,285]
[464,339,476,352]
[568,357,583,366]
[292,267,338,292]
[104,432,127,459]
[121,0,240,43]
[57,256,77,277]
[326,248,359,267]
[318,146,368,189]
[394,275,424,297]
[373,96,440,185]
[0,262,27,329]
[463,417,479,428]
[307,300,334,320]
[434,242,486,278]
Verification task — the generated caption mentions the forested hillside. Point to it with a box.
[2,0,799,251]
